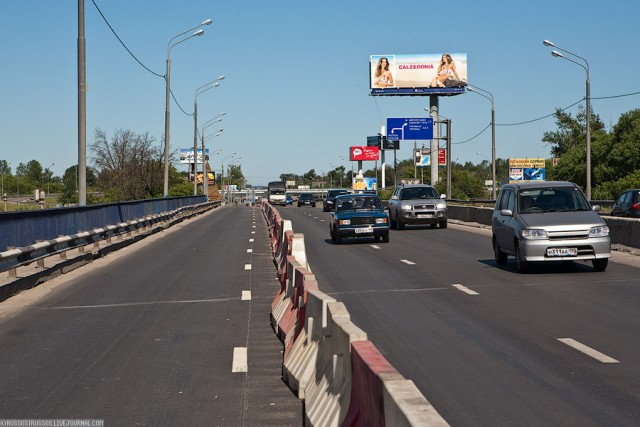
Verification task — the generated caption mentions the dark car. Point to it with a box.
[329,194,389,244]
[323,189,349,212]
[298,193,316,207]
[387,184,448,229]
[611,189,640,218]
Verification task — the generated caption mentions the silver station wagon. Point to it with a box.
[492,181,611,272]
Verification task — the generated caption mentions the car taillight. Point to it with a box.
[631,202,640,209]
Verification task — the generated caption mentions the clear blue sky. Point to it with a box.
[2,0,640,186]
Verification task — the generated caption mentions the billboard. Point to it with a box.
[415,149,446,167]
[180,148,209,164]
[350,146,380,161]
[509,158,546,182]
[370,53,468,96]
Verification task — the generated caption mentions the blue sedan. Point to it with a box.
[329,194,390,244]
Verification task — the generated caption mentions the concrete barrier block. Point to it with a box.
[383,379,449,427]
[291,232,311,271]
[304,302,368,427]
[283,289,336,399]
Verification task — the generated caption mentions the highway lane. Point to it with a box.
[0,205,301,425]
[281,204,640,427]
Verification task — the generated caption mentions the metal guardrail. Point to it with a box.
[0,201,219,276]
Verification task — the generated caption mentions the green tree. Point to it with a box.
[59,165,98,205]
[91,128,164,201]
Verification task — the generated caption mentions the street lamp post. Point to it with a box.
[221,153,237,204]
[201,116,225,199]
[543,40,591,200]
[468,85,496,199]
[193,75,225,195]
[1,162,9,198]
[227,158,242,204]
[46,163,55,195]
[163,18,211,198]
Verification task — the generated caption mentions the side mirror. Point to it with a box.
[592,205,601,212]
[500,209,513,217]
[391,195,398,200]
[440,194,446,199]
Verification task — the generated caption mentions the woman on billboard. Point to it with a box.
[373,57,395,87]
[430,53,461,87]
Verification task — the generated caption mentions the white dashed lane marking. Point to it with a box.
[557,338,620,363]
[400,259,416,265]
[232,347,248,372]
[241,290,251,300]
[370,245,380,249]
[247,249,253,253]
[244,264,252,270]
[452,284,479,295]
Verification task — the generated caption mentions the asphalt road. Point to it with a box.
[0,205,302,426]
[280,204,640,427]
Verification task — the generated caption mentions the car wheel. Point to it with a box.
[592,258,608,272]
[389,212,397,229]
[515,243,529,273]
[382,233,390,243]
[439,221,448,229]
[493,236,508,265]
[331,226,342,244]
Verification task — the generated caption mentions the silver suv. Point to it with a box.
[492,181,611,272]
[388,184,448,229]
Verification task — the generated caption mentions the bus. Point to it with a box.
[267,181,287,206]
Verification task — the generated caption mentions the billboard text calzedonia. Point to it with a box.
[370,53,467,96]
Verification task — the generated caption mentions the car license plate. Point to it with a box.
[355,226,373,234]
[547,248,578,257]
[417,213,432,218]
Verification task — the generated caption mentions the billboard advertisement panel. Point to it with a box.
[509,158,546,182]
[415,148,446,167]
[179,148,209,164]
[370,53,467,96]
[350,146,380,161]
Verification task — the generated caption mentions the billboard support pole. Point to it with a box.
[414,141,417,179]
[446,119,452,199]
[430,96,439,186]
[381,125,386,189]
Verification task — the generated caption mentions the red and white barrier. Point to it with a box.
[261,201,448,426]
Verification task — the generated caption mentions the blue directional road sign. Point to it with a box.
[386,117,434,141]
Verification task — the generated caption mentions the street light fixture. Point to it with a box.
[163,18,211,198]
[543,40,591,199]
[193,75,225,195]
[467,85,496,199]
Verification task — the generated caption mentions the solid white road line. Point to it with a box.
[244,264,252,270]
[241,290,251,300]
[557,338,620,363]
[452,284,479,295]
[232,347,248,372]
[400,259,416,265]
